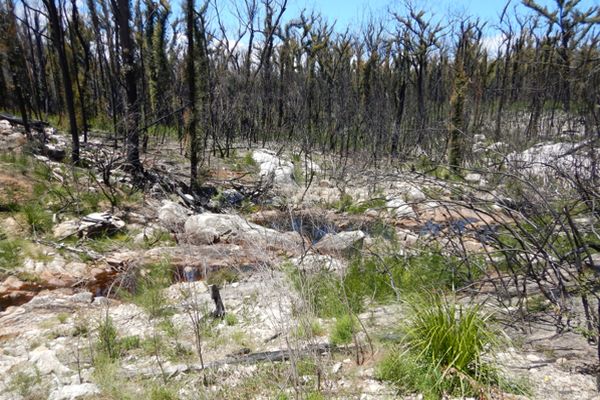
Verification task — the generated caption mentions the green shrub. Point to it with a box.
[97,316,119,360]
[242,152,257,167]
[126,260,173,319]
[294,319,324,339]
[287,267,352,318]
[330,314,358,346]
[334,193,354,212]
[347,197,387,215]
[8,369,43,399]
[224,313,238,326]
[149,385,178,400]
[21,202,52,233]
[378,295,503,398]
[119,335,141,351]
[0,238,23,271]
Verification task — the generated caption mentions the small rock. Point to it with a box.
[386,198,417,218]
[49,383,101,400]
[332,362,342,374]
[314,231,365,255]
[53,220,80,239]
[465,173,482,183]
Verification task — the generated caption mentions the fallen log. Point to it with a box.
[0,112,49,131]
[122,343,355,379]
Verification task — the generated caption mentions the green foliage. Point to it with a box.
[86,232,133,253]
[242,152,257,167]
[296,358,318,376]
[287,266,355,318]
[334,193,354,212]
[21,202,52,234]
[406,296,495,373]
[224,313,238,326]
[127,260,173,319]
[0,237,23,271]
[92,353,134,400]
[330,314,358,346]
[378,295,509,399]
[207,268,239,287]
[149,385,178,400]
[294,319,325,339]
[346,197,387,215]
[97,316,119,360]
[8,368,47,399]
[367,219,397,240]
[119,335,141,351]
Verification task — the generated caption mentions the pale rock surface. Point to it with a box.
[49,383,101,400]
[29,346,71,376]
[385,198,417,218]
[252,149,297,189]
[292,253,346,273]
[158,200,191,232]
[314,230,365,254]
[184,212,301,251]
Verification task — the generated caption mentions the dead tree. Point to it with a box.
[211,284,225,318]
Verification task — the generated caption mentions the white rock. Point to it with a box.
[49,383,101,400]
[184,212,295,248]
[53,220,80,239]
[332,362,343,374]
[0,119,12,134]
[252,149,297,189]
[29,346,71,376]
[158,201,191,232]
[292,254,346,273]
[314,231,365,254]
[386,198,417,218]
[465,173,482,183]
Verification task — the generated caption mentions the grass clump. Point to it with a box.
[347,197,387,215]
[126,260,173,319]
[378,295,512,399]
[97,316,120,360]
[330,314,358,346]
[21,202,52,234]
[0,237,23,271]
[294,319,325,339]
[287,267,356,318]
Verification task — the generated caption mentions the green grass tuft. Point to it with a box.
[377,294,518,399]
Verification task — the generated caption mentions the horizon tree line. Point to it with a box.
[0,0,599,187]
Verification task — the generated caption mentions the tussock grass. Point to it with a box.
[378,294,525,399]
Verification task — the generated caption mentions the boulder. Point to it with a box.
[0,119,12,134]
[385,198,417,218]
[29,346,71,376]
[158,201,191,232]
[314,230,365,255]
[221,189,245,206]
[252,150,297,189]
[183,213,302,251]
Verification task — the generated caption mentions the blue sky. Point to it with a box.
[278,0,598,29]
